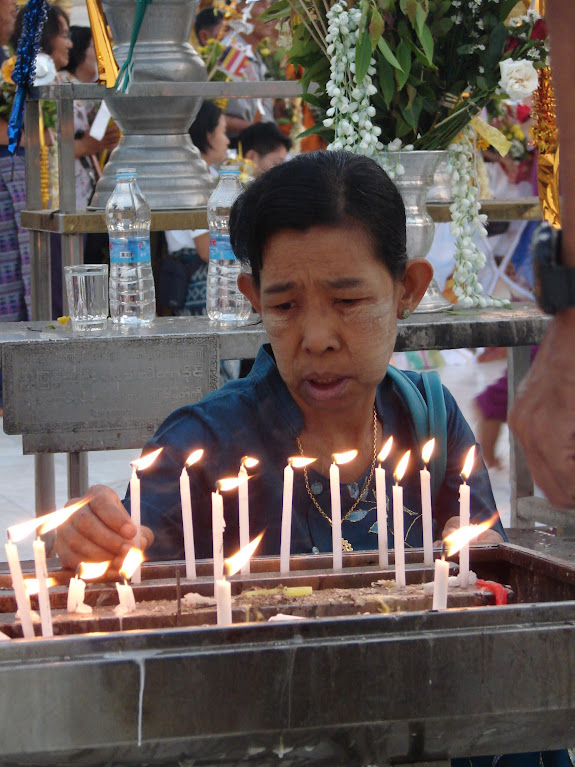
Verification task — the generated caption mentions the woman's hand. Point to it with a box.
[437,516,504,546]
[55,484,154,570]
[75,122,120,158]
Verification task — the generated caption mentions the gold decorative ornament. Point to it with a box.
[86,0,119,88]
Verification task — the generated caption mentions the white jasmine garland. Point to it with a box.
[498,58,539,102]
[323,3,382,158]
[447,126,509,309]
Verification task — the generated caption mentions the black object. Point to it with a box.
[157,254,194,313]
[532,222,575,314]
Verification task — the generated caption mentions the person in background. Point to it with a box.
[238,121,292,176]
[159,100,229,316]
[509,0,575,511]
[194,7,224,46]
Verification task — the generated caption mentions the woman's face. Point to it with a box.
[50,16,72,70]
[239,224,427,419]
[77,40,98,82]
[204,115,229,167]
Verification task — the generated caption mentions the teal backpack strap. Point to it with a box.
[421,370,447,499]
[386,366,447,498]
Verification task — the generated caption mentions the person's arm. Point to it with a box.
[508,0,575,510]
[74,122,119,159]
[194,231,209,263]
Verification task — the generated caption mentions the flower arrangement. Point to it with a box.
[0,55,56,127]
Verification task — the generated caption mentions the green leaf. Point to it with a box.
[414,2,427,36]
[499,0,521,21]
[377,37,403,71]
[260,0,289,21]
[485,21,509,70]
[417,23,434,64]
[377,53,395,108]
[355,31,373,83]
[400,95,423,130]
[369,8,385,49]
[395,39,411,90]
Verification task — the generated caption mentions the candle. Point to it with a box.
[180,449,204,581]
[116,582,136,613]
[212,489,225,582]
[130,448,163,584]
[330,450,358,570]
[392,450,410,588]
[432,555,449,610]
[115,548,143,615]
[376,436,393,570]
[67,575,87,613]
[4,539,34,639]
[420,438,435,567]
[458,446,475,588]
[67,561,109,614]
[216,533,263,627]
[32,537,53,637]
[280,456,316,574]
[238,456,259,575]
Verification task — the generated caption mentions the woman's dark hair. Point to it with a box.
[12,4,70,55]
[64,26,92,74]
[230,150,407,286]
[189,100,222,156]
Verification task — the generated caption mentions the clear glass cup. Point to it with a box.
[64,264,109,332]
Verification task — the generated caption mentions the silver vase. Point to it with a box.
[90,0,215,209]
[394,150,453,313]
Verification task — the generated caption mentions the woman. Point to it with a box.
[161,100,229,316]
[56,150,504,568]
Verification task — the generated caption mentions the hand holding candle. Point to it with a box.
[392,450,410,588]
[238,456,259,575]
[180,449,204,581]
[130,448,163,584]
[420,439,435,567]
[330,450,358,570]
[280,455,315,574]
[375,437,393,570]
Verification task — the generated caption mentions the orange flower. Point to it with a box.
[1,56,16,86]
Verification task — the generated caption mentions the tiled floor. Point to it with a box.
[0,354,510,562]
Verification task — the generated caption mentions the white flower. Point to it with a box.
[498,59,539,101]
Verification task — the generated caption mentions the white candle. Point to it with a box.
[212,491,225,581]
[180,467,196,580]
[420,466,433,566]
[375,465,388,570]
[280,462,294,574]
[116,582,136,613]
[459,481,471,587]
[392,450,410,589]
[329,462,343,570]
[67,575,87,613]
[238,465,250,575]
[432,557,449,610]
[32,538,53,637]
[129,465,141,584]
[215,577,232,626]
[4,540,34,639]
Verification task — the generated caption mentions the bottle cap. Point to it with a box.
[219,165,240,175]
[115,168,137,178]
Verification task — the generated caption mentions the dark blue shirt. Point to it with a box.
[128,344,505,560]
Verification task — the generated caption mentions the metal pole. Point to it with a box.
[67,452,89,498]
[508,345,534,528]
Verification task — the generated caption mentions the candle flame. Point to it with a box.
[78,561,110,580]
[332,449,358,465]
[289,456,316,468]
[394,450,411,482]
[185,449,204,468]
[422,438,435,465]
[444,518,495,556]
[24,577,57,595]
[225,532,264,577]
[8,496,92,542]
[119,548,144,580]
[377,436,393,464]
[461,445,475,480]
[131,448,163,472]
[217,476,243,492]
[241,456,259,469]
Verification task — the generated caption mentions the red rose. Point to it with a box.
[516,104,531,123]
[531,19,547,40]
[504,36,520,53]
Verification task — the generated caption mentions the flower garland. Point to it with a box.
[322,3,382,157]
[447,125,508,309]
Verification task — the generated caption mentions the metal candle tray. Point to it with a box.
[0,542,575,766]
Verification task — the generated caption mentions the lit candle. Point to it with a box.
[330,450,358,570]
[420,438,435,567]
[212,477,242,582]
[115,548,143,615]
[67,561,110,614]
[130,448,163,584]
[392,450,411,588]
[180,449,204,581]
[67,575,86,613]
[432,554,449,610]
[375,437,393,570]
[216,533,263,627]
[4,538,34,639]
[458,446,475,588]
[238,456,259,575]
[280,455,316,574]
[32,537,53,637]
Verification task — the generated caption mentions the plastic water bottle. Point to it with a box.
[106,168,156,325]
[206,167,251,325]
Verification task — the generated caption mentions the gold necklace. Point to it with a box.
[296,407,378,552]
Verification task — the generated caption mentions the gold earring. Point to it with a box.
[401,308,411,320]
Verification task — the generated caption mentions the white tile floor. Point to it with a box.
[0,353,510,561]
